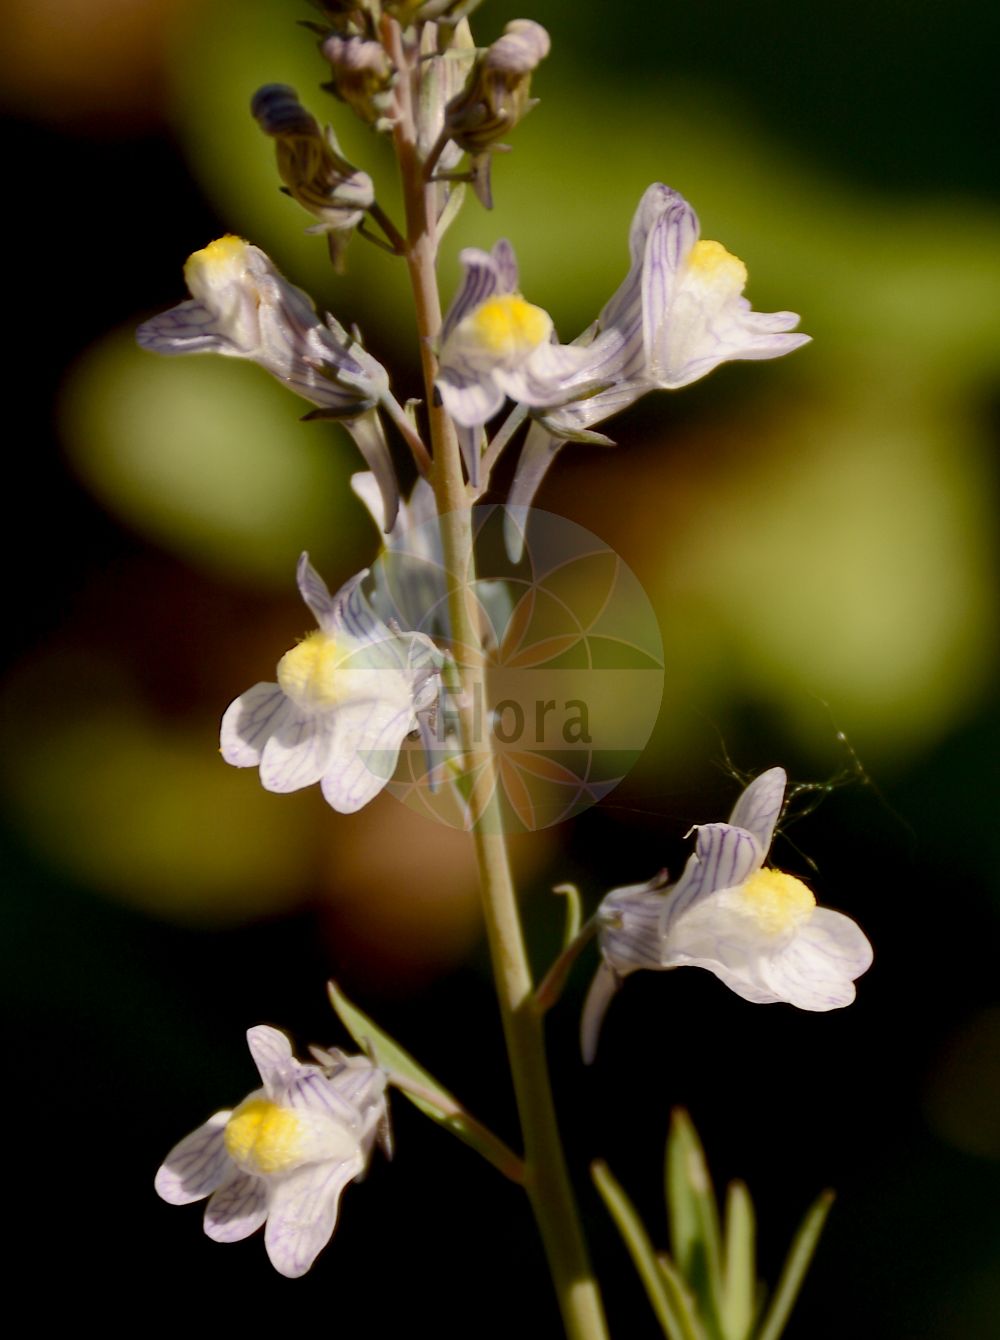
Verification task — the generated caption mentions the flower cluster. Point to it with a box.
[506,183,810,551]
[581,769,874,1062]
[156,1026,390,1278]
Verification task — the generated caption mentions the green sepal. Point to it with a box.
[753,1190,834,1340]
[328,979,524,1183]
[592,1160,705,1340]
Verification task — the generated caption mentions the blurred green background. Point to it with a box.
[3,0,998,1333]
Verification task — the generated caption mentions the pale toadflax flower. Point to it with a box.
[506,183,810,557]
[156,1025,390,1278]
[221,553,442,813]
[435,239,613,486]
[136,234,404,527]
[581,768,873,1062]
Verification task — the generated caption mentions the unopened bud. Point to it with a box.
[441,19,549,206]
[321,35,396,128]
[251,84,374,270]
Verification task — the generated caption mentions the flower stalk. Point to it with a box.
[386,18,608,1339]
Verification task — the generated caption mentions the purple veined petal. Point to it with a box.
[661,823,764,932]
[720,330,811,362]
[155,1110,233,1205]
[264,1157,363,1278]
[317,1052,389,1115]
[203,1168,269,1243]
[258,711,334,793]
[320,696,415,814]
[281,1066,369,1128]
[580,962,622,1065]
[664,949,785,1005]
[600,184,688,381]
[328,570,404,663]
[220,682,290,767]
[759,908,873,1010]
[727,768,787,856]
[659,888,786,1001]
[136,300,234,356]
[491,238,519,294]
[737,307,805,334]
[598,880,669,975]
[496,339,602,408]
[247,1025,299,1093]
[439,242,517,345]
[296,551,335,626]
[436,366,507,430]
[641,189,700,363]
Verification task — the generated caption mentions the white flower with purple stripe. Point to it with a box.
[155,1026,390,1278]
[506,184,810,556]
[136,235,402,527]
[435,240,610,485]
[581,768,873,1062]
[221,553,442,813]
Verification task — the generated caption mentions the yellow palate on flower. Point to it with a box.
[224,1098,305,1175]
[183,234,249,286]
[686,239,748,290]
[277,630,354,710]
[739,867,815,934]
[469,295,551,357]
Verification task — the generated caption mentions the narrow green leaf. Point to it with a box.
[327,980,524,1182]
[721,1180,757,1340]
[667,1110,725,1336]
[592,1160,705,1340]
[754,1190,835,1340]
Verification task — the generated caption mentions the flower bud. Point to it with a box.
[321,34,396,128]
[251,84,374,269]
[442,20,550,206]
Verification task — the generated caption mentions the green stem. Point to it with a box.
[385,19,608,1340]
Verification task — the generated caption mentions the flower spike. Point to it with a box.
[506,183,810,557]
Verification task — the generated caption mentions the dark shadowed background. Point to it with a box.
[3,0,998,1334]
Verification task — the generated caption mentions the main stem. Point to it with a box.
[387,22,608,1340]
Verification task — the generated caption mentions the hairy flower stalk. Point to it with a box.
[384,17,608,1339]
